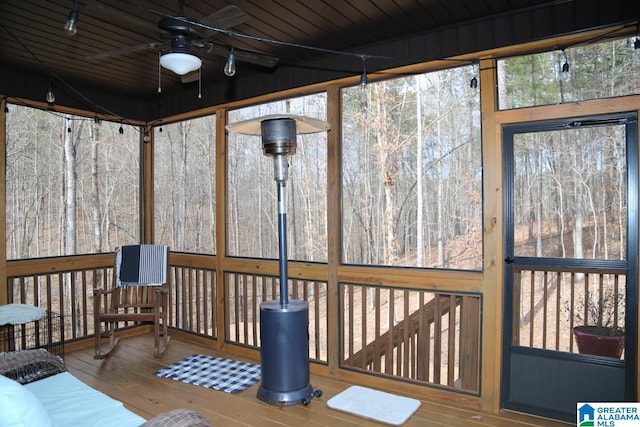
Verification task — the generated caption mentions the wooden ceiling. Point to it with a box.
[0,0,638,121]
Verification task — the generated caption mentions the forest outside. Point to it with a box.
[154,115,217,254]
[5,107,140,259]
[4,37,639,271]
[342,65,482,269]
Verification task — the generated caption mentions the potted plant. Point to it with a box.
[571,289,625,358]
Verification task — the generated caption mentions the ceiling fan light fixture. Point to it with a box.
[160,51,202,75]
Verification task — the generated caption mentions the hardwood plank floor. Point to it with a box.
[63,334,570,427]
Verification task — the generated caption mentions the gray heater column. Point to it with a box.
[256,118,314,405]
[226,115,329,407]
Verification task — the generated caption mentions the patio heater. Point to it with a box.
[226,114,330,406]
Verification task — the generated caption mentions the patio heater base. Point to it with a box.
[257,299,321,406]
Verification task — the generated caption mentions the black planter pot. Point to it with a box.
[573,325,625,359]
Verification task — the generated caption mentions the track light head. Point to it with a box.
[470,76,478,89]
[635,38,640,50]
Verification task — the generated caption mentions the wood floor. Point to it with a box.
[63,334,570,427]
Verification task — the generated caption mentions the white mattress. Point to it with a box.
[25,372,146,427]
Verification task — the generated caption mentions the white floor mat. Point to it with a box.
[327,385,421,425]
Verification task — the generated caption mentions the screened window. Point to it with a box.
[154,115,216,253]
[227,94,328,261]
[498,37,640,110]
[5,104,140,259]
[342,66,482,269]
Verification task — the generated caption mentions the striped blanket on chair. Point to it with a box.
[116,244,168,286]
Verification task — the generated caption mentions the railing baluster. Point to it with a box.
[360,285,367,370]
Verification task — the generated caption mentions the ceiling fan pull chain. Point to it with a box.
[157,50,162,94]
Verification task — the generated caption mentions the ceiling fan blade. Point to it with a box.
[197,5,251,39]
[87,42,164,60]
[181,71,199,83]
[233,49,279,68]
[84,3,169,39]
[204,43,279,68]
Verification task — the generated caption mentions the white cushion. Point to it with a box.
[0,374,56,427]
[25,372,145,427]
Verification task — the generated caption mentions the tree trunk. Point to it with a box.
[63,115,79,256]
[176,122,188,251]
[416,75,424,267]
[90,122,102,252]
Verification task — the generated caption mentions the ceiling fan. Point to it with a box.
[86,1,279,79]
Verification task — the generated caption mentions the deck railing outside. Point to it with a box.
[512,265,626,357]
[340,283,481,393]
[6,254,487,393]
[224,272,328,363]
[6,255,218,343]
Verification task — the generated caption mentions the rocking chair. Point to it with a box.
[93,244,170,359]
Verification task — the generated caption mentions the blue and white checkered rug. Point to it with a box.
[154,354,261,393]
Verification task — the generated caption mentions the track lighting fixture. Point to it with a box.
[119,123,124,134]
[64,1,79,36]
[46,76,55,104]
[635,38,640,50]
[561,49,570,73]
[224,48,237,77]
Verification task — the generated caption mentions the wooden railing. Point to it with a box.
[6,254,218,343]
[512,264,626,355]
[5,254,486,392]
[224,271,328,363]
[340,283,481,393]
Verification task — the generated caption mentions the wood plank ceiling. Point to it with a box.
[0,0,638,121]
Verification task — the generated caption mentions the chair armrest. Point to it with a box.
[140,409,212,427]
[93,287,118,296]
[0,348,66,384]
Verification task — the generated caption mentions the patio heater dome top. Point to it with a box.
[225,114,330,136]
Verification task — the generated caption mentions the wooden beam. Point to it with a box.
[0,97,6,306]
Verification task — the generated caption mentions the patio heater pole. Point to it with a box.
[271,134,290,307]
[276,179,288,305]
[226,115,329,407]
